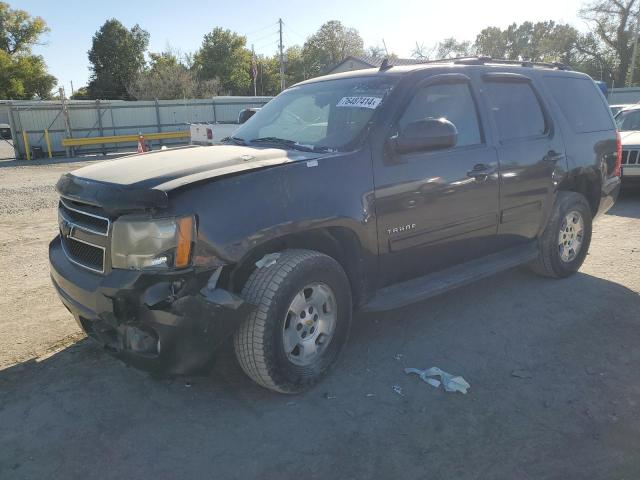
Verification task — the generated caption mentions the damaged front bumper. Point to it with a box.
[49,236,252,375]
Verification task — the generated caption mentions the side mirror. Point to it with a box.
[238,108,259,124]
[393,118,457,154]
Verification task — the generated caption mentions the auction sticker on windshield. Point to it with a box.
[336,96,382,109]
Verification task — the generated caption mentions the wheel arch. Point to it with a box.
[227,227,366,307]
[559,168,601,217]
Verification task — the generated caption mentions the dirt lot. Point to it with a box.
[0,139,14,161]
[1,157,639,479]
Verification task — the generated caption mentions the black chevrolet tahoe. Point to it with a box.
[50,58,621,393]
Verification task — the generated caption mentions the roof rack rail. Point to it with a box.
[411,56,570,71]
[379,57,393,71]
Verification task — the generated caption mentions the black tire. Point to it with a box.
[233,249,352,393]
[530,191,593,278]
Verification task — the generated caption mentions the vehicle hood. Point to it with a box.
[56,145,319,211]
[620,130,640,145]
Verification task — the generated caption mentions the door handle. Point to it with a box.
[543,150,565,164]
[466,164,494,181]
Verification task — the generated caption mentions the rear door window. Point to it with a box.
[483,81,547,141]
[544,76,613,133]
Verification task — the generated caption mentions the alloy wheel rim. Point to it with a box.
[282,282,337,366]
[558,210,585,263]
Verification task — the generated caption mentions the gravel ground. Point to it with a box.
[0,157,639,479]
[0,139,14,160]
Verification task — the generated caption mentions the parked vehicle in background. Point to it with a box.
[594,80,608,97]
[238,108,261,124]
[610,104,634,117]
[615,105,640,184]
[50,58,621,393]
[0,123,11,140]
[190,123,238,146]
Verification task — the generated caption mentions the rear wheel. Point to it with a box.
[233,249,352,393]
[530,191,593,278]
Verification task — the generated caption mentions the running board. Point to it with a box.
[363,242,538,312]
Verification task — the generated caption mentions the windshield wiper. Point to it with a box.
[221,136,247,146]
[249,137,296,147]
[249,137,333,153]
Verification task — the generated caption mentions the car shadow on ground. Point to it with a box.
[1,268,640,479]
[607,186,640,219]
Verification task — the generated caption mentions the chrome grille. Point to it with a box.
[58,199,110,273]
[61,235,105,273]
[622,149,639,165]
[59,200,110,235]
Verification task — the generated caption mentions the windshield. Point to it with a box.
[615,108,640,131]
[232,76,399,151]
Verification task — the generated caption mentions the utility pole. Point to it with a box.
[251,44,257,96]
[59,87,73,157]
[630,10,640,86]
[70,80,75,97]
[279,18,285,92]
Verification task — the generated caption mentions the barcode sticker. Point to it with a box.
[336,96,382,109]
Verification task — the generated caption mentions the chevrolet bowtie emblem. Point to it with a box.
[59,216,73,237]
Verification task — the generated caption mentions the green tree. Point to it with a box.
[0,2,56,99]
[193,27,252,95]
[70,86,90,100]
[257,55,281,95]
[435,37,474,58]
[474,21,581,63]
[285,45,307,85]
[366,45,386,60]
[474,26,508,58]
[580,0,638,86]
[87,19,149,99]
[302,21,364,76]
[127,50,221,100]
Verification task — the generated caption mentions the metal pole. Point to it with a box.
[8,104,21,160]
[96,99,106,155]
[44,129,52,158]
[252,44,257,97]
[279,18,285,92]
[60,87,72,157]
[630,10,640,85]
[22,130,31,161]
[155,98,163,148]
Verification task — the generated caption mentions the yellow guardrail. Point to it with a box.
[61,131,190,147]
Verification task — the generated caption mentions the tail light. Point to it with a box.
[206,128,213,140]
[614,131,622,177]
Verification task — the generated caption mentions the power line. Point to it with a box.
[247,29,279,45]
[252,37,280,53]
[282,21,307,43]
[243,21,279,38]
[279,18,285,91]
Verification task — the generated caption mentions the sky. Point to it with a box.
[20,0,588,93]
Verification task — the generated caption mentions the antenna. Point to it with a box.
[382,39,389,56]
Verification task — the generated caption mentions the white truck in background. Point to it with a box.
[190,123,238,146]
[190,108,261,146]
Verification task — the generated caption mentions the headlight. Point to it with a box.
[111,215,196,270]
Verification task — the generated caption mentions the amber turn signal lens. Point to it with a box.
[175,216,194,268]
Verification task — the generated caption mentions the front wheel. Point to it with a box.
[233,249,352,393]
[530,191,593,278]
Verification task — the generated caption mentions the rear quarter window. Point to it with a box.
[483,81,547,142]
[544,76,613,133]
